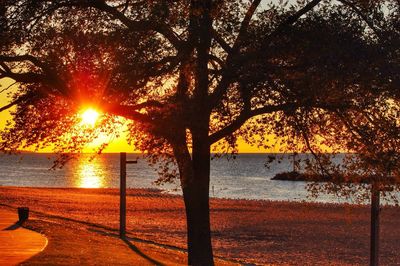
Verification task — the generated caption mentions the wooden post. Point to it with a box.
[370,183,380,266]
[120,152,127,239]
[17,207,29,223]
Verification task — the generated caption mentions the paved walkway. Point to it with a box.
[0,208,48,266]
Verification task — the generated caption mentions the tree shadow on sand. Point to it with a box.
[121,237,165,266]
[2,221,22,231]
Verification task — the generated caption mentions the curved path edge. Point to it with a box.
[0,208,48,266]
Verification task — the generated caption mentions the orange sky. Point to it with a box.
[0,79,271,153]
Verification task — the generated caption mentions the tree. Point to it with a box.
[1,1,399,265]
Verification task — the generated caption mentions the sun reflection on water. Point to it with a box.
[76,157,105,188]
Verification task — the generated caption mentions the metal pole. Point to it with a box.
[370,183,380,266]
[120,152,127,239]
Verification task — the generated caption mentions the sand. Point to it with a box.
[0,187,399,265]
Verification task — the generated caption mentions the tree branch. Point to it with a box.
[208,101,351,144]
[104,103,154,123]
[1,71,44,84]
[211,28,233,54]
[210,0,323,111]
[232,0,261,50]
[0,62,11,73]
[0,98,21,113]
[0,54,48,70]
[0,81,17,94]
[209,103,294,144]
[131,100,164,110]
[0,54,68,95]
[265,0,323,42]
[0,93,33,113]
[299,126,332,177]
[50,0,183,49]
[337,0,381,38]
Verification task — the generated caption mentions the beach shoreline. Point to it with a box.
[1,186,399,265]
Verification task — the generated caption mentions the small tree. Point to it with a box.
[1,1,399,264]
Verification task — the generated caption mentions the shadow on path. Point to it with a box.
[89,228,186,253]
[2,221,21,231]
[122,237,165,266]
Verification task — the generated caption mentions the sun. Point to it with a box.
[80,108,100,127]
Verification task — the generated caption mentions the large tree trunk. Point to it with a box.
[183,145,213,266]
[175,1,214,262]
[173,131,214,265]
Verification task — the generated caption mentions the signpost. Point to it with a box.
[370,183,380,266]
[120,152,137,239]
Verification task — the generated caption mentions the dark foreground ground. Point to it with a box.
[0,187,399,265]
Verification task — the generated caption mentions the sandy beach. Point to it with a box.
[0,187,399,265]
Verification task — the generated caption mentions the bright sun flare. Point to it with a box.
[81,108,100,127]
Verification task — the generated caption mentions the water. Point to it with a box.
[0,153,355,203]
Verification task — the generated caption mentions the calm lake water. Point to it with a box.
[0,153,358,203]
